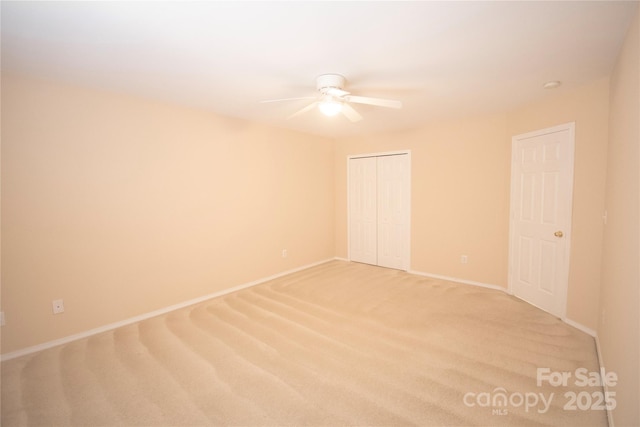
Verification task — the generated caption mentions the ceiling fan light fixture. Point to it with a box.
[318,97,343,116]
[264,74,398,123]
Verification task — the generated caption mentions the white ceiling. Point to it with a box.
[2,1,637,138]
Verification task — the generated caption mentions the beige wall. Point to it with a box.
[334,114,511,288]
[599,7,639,426]
[335,78,610,332]
[1,75,335,354]
[507,78,610,331]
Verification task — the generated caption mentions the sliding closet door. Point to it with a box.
[377,154,410,270]
[349,157,377,265]
[348,153,410,270]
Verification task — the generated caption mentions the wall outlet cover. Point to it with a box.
[52,299,65,314]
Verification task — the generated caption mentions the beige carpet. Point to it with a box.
[2,260,607,426]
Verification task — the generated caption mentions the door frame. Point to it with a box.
[347,150,411,271]
[508,122,575,319]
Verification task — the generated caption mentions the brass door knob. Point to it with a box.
[554,231,564,238]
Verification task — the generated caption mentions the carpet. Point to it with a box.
[1,260,607,426]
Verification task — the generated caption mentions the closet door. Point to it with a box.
[348,157,377,265]
[377,154,410,270]
[348,153,410,270]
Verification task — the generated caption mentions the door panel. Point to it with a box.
[349,157,377,265]
[348,153,410,270]
[510,124,574,317]
[377,155,410,270]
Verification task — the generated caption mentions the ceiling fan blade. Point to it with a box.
[324,87,350,97]
[341,103,363,122]
[260,96,316,103]
[344,95,402,109]
[287,102,318,120]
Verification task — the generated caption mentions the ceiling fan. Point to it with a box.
[261,74,402,122]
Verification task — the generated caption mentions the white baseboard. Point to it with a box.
[1,258,336,362]
[547,317,610,424]
[562,316,597,337]
[408,269,601,339]
[594,334,615,427]
[408,269,507,293]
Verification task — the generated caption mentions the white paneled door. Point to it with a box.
[349,153,410,270]
[349,156,378,266]
[509,123,575,318]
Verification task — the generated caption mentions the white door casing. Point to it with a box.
[509,123,575,318]
[348,152,410,271]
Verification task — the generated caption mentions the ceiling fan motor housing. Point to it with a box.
[317,74,346,91]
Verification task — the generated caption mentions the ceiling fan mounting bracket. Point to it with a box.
[316,74,346,91]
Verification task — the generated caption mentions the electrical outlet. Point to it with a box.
[52,299,65,314]
[461,255,468,264]
[282,249,288,258]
